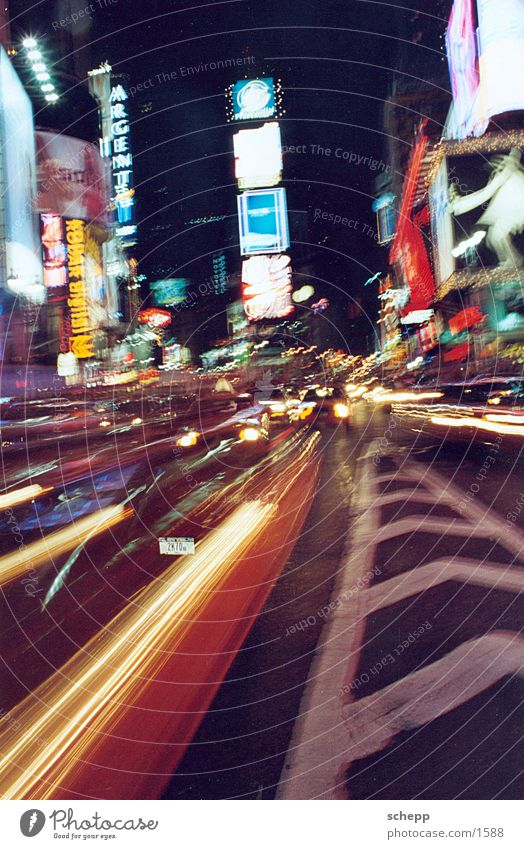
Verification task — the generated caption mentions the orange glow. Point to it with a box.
[0,504,131,587]
[431,414,524,438]
[0,484,52,511]
[0,501,274,799]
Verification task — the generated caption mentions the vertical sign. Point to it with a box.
[109,84,137,242]
[65,218,94,358]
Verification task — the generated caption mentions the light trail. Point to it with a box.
[0,484,52,510]
[0,504,131,587]
[431,414,524,438]
[0,500,274,799]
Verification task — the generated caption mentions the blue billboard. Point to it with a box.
[237,188,290,256]
[151,278,188,306]
[232,78,276,122]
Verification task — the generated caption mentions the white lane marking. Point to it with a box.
[277,441,382,800]
[363,557,524,616]
[341,631,524,763]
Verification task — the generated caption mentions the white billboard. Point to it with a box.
[0,47,43,301]
[429,157,455,285]
[233,122,283,190]
[477,0,524,122]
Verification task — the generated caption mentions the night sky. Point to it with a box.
[10,0,449,353]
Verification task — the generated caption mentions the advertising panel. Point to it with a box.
[447,147,524,271]
[36,131,108,223]
[0,47,43,300]
[151,278,187,306]
[477,0,524,122]
[233,122,283,189]
[232,78,276,121]
[237,188,290,255]
[446,0,482,139]
[429,157,455,284]
[41,214,67,288]
[242,254,294,320]
[64,218,94,359]
[138,308,172,328]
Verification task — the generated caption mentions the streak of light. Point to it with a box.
[0,500,274,799]
[0,504,131,587]
[370,391,443,403]
[431,414,524,437]
[0,484,52,510]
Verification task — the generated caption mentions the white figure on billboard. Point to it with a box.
[449,148,524,268]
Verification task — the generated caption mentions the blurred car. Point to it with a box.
[292,386,350,426]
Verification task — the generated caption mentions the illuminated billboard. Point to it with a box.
[447,147,524,271]
[237,188,290,255]
[233,122,283,189]
[429,158,455,285]
[232,78,276,122]
[477,0,524,123]
[36,131,108,223]
[41,214,67,288]
[242,254,294,320]
[0,47,43,300]
[65,218,94,359]
[151,278,187,306]
[138,308,171,328]
[446,0,483,139]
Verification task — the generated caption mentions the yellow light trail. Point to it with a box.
[0,500,274,799]
[0,504,131,587]
[0,484,52,511]
[431,414,524,438]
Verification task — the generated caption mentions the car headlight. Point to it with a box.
[270,403,286,413]
[334,403,349,418]
[131,417,143,425]
[239,427,260,442]
[488,397,501,405]
[176,431,199,447]
[99,419,111,428]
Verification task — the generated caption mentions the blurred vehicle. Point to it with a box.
[260,388,290,423]
[292,386,350,426]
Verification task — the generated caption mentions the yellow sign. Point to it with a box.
[65,218,94,358]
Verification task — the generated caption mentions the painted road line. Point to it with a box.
[277,441,381,800]
[363,558,524,616]
[341,632,524,763]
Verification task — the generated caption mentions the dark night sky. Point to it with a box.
[9,0,449,351]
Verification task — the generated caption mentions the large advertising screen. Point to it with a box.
[233,122,283,189]
[446,0,482,139]
[36,131,109,224]
[477,0,524,122]
[237,188,290,256]
[242,254,294,320]
[232,78,276,122]
[447,147,524,272]
[0,47,43,300]
[151,278,187,306]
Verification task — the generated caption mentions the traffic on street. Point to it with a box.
[0,1,523,844]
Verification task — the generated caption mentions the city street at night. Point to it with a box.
[0,0,523,844]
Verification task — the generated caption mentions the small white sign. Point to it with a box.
[159,537,195,556]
